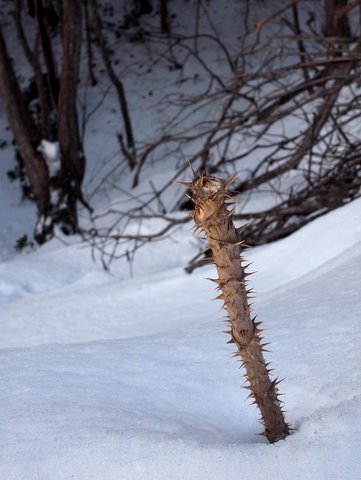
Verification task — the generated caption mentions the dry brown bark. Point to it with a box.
[190,173,290,443]
[34,0,59,105]
[325,0,350,37]
[14,0,53,138]
[57,0,86,233]
[0,25,51,241]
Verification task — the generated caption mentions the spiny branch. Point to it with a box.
[190,173,290,443]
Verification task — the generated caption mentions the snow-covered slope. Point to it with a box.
[1,198,360,479]
[1,0,360,477]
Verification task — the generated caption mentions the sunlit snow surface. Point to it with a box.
[1,198,361,479]
[1,0,361,476]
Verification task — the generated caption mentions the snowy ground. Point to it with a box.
[1,1,361,478]
[1,192,361,479]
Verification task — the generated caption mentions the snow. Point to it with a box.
[37,140,60,178]
[1,197,361,479]
[1,1,361,478]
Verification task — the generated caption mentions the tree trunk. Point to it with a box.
[35,0,59,106]
[84,0,98,87]
[324,0,350,37]
[160,0,170,35]
[0,25,52,243]
[57,0,86,234]
[14,0,53,139]
[190,174,290,443]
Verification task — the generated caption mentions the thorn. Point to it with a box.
[244,271,257,277]
[212,293,225,301]
[206,277,219,283]
[225,172,240,189]
[175,180,192,188]
[243,262,253,269]
[187,159,197,179]
[217,278,244,287]
[273,377,285,386]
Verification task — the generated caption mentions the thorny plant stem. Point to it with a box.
[190,173,290,443]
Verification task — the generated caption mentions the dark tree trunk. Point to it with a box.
[14,0,53,139]
[57,0,86,234]
[160,0,170,35]
[35,0,59,106]
[137,0,153,15]
[0,25,52,243]
[84,0,98,87]
[324,0,351,37]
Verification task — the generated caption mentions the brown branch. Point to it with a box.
[291,1,312,89]
[34,0,59,106]
[334,0,361,27]
[90,0,136,169]
[235,59,355,193]
[256,0,299,44]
